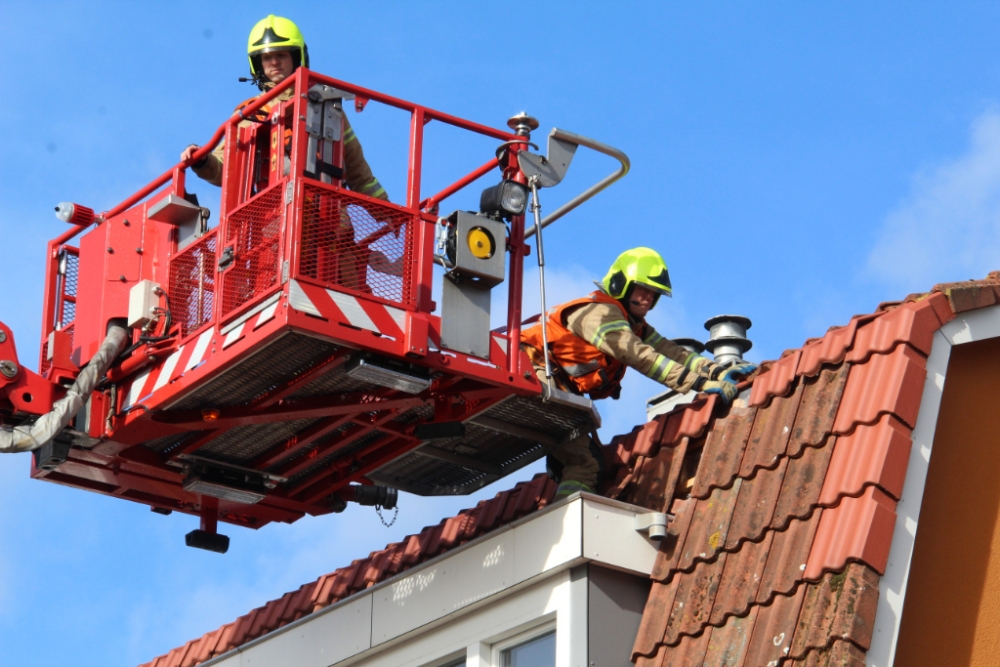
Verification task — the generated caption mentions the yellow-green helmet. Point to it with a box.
[601,247,672,303]
[248,15,309,80]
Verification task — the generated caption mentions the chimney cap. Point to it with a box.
[704,314,752,331]
[672,337,706,354]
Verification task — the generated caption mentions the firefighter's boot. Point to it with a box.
[550,434,602,499]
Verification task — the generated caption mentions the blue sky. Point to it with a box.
[3,2,1000,665]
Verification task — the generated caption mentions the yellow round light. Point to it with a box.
[467,227,494,259]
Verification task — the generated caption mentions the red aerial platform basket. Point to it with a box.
[0,68,628,551]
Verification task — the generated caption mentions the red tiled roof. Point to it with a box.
[618,274,1000,667]
[143,272,1000,667]
[140,474,557,667]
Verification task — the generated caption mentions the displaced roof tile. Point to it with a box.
[938,278,1000,313]
[832,343,927,432]
[820,415,911,504]
[633,419,664,459]
[805,486,896,579]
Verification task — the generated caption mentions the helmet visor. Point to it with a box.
[640,267,672,298]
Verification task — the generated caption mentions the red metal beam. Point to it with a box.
[151,392,428,429]
[249,414,354,469]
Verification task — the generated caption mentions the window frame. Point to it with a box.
[490,620,557,667]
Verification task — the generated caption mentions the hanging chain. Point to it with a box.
[375,504,398,527]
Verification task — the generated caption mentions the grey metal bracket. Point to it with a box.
[305,84,354,183]
[634,511,670,541]
[523,128,630,239]
[517,133,578,188]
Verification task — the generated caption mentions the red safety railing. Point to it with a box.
[169,229,218,339]
[41,67,530,375]
[39,245,79,375]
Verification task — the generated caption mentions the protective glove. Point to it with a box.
[720,362,758,384]
[700,379,738,404]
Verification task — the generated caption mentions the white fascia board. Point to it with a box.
[194,494,661,667]
[867,304,1000,667]
[362,574,566,667]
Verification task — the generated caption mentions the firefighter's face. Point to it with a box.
[627,284,657,318]
[262,51,295,83]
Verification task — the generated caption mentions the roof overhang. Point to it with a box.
[193,493,664,667]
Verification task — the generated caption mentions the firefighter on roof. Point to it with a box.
[180,15,387,201]
[521,248,756,499]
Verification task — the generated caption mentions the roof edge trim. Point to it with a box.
[867,304,1000,667]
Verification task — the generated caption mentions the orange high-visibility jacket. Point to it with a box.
[521,290,641,399]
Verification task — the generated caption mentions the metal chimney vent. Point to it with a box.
[704,315,752,367]
[671,337,705,355]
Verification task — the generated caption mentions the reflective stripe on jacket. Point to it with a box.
[521,290,718,398]
[521,291,636,399]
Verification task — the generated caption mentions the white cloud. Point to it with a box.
[867,110,1000,290]
[493,263,598,329]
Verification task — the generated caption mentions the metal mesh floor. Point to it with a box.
[143,330,597,499]
[369,393,597,496]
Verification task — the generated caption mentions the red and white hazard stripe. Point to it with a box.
[288,280,406,339]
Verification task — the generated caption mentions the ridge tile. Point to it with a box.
[820,415,911,504]
[805,486,896,579]
[832,343,927,432]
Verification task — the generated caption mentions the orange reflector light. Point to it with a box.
[202,409,221,422]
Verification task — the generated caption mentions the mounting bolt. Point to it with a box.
[523,371,532,379]
[0,360,18,379]
[0,331,6,343]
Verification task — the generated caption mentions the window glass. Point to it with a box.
[500,631,555,667]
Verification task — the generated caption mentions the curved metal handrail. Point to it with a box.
[523,128,630,239]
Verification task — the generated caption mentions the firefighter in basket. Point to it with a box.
[521,248,757,500]
[180,15,401,286]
